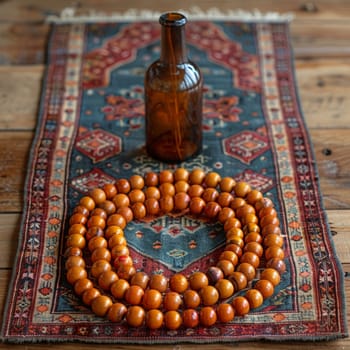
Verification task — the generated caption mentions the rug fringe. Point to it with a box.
[46,6,294,23]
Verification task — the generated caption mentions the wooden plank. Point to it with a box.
[0,66,43,129]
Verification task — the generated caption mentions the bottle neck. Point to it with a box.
[159,13,188,65]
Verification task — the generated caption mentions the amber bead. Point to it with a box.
[145,198,160,216]
[174,180,190,193]
[219,177,236,193]
[108,232,127,249]
[188,184,204,198]
[111,245,129,260]
[126,305,145,327]
[232,296,250,316]
[169,273,189,293]
[246,189,263,205]
[223,217,242,232]
[244,231,263,244]
[142,289,163,310]
[86,226,104,241]
[113,255,133,270]
[266,258,286,274]
[199,306,217,327]
[189,197,206,215]
[204,171,221,188]
[215,279,234,299]
[159,195,174,213]
[66,233,86,250]
[116,178,131,194]
[265,245,285,261]
[68,223,87,236]
[105,225,124,239]
[226,226,244,239]
[145,309,164,329]
[149,274,168,292]
[260,214,280,228]
[117,206,134,223]
[91,295,113,317]
[124,285,145,305]
[89,207,108,220]
[74,278,93,296]
[245,288,264,309]
[164,310,182,330]
[216,259,234,277]
[88,236,107,252]
[204,201,221,219]
[64,246,83,258]
[189,168,205,185]
[159,169,174,184]
[144,172,159,186]
[129,174,145,190]
[174,167,189,182]
[263,233,284,248]
[65,255,86,270]
[98,200,116,215]
[132,202,147,220]
[226,235,244,249]
[236,262,256,281]
[128,189,145,204]
[240,252,260,269]
[107,302,127,323]
[219,250,238,266]
[69,213,88,226]
[183,289,201,308]
[103,183,118,199]
[91,247,111,263]
[255,279,275,299]
[230,197,246,210]
[66,266,87,285]
[255,197,274,211]
[225,243,243,258]
[79,196,95,211]
[218,207,235,224]
[89,188,107,205]
[217,192,234,208]
[98,270,119,291]
[258,206,277,219]
[159,183,175,197]
[234,181,251,198]
[131,271,150,290]
[260,268,281,286]
[228,271,248,291]
[174,192,191,211]
[206,266,224,285]
[117,265,136,280]
[200,285,219,306]
[163,291,182,311]
[106,213,127,229]
[87,215,106,229]
[244,242,264,258]
[182,309,199,328]
[217,303,235,323]
[112,193,130,209]
[243,222,260,234]
[241,213,258,226]
[236,204,255,218]
[82,287,100,306]
[90,260,112,278]
[202,187,219,202]
[144,186,161,200]
[73,205,90,217]
[189,271,209,291]
[110,279,130,299]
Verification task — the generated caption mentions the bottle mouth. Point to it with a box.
[159,12,187,27]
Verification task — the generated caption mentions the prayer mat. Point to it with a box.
[1,9,348,344]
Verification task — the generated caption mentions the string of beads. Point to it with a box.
[65,168,286,329]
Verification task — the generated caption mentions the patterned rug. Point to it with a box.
[1,11,348,344]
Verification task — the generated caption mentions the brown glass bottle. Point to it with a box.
[144,12,203,163]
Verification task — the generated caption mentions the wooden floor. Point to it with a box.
[0,0,349,348]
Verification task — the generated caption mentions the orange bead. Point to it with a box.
[183,289,201,308]
[91,295,113,317]
[223,217,242,232]
[131,202,146,220]
[111,245,129,260]
[216,303,235,323]
[65,255,86,270]
[219,250,238,266]
[129,271,148,289]
[169,273,189,293]
[245,288,264,309]
[66,233,86,249]
[219,177,236,192]
[98,200,116,215]
[258,206,277,219]
[189,168,205,185]
[234,182,251,198]
[107,302,127,323]
[218,207,235,224]
[200,285,219,306]
[145,198,160,216]
[159,182,175,197]
[149,274,168,293]
[215,279,234,299]
[89,188,107,205]
[230,197,246,210]
[236,262,256,281]
[116,178,130,194]
[74,278,93,296]
[117,265,136,280]
[87,215,106,229]
[124,285,145,305]
[108,232,126,248]
[266,258,286,275]
[163,291,182,311]
[241,213,258,226]
[232,296,250,316]
[145,309,164,329]
[226,235,244,249]
[174,192,191,210]
[228,271,248,291]
[244,232,263,244]
[79,196,95,211]
[236,204,256,218]
[246,189,263,205]
[265,245,285,260]
[260,214,280,227]
[126,305,145,327]
[159,195,174,213]
[68,223,87,236]
[128,189,145,204]
[90,259,111,278]
[217,192,234,208]
[202,187,219,202]
[182,309,199,328]
[88,236,107,252]
[144,186,161,200]
[188,184,204,198]
[66,266,87,285]
[174,180,190,193]
[106,213,126,229]
[144,172,159,186]
[174,167,190,182]
[142,289,163,310]
[98,270,119,291]
[199,306,217,327]
[129,174,145,190]
[216,259,234,277]
[243,222,260,234]
[112,193,130,209]
[255,197,274,211]
[204,201,222,219]
[260,268,281,286]
[91,247,111,263]
[206,266,224,285]
[105,225,124,239]
[86,226,104,241]
[189,271,209,291]
[110,279,130,299]
[204,171,221,188]
[69,213,88,226]
[113,255,133,270]
[240,252,260,269]
[261,224,281,237]
[225,243,243,258]
[255,279,275,299]
[164,310,182,330]
[102,183,117,199]
[226,226,244,239]
[73,205,90,217]
[159,169,174,184]
[189,197,206,215]
[64,246,83,258]
[82,287,100,306]
[263,233,284,248]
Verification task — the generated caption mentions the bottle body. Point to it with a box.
[144,13,203,163]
